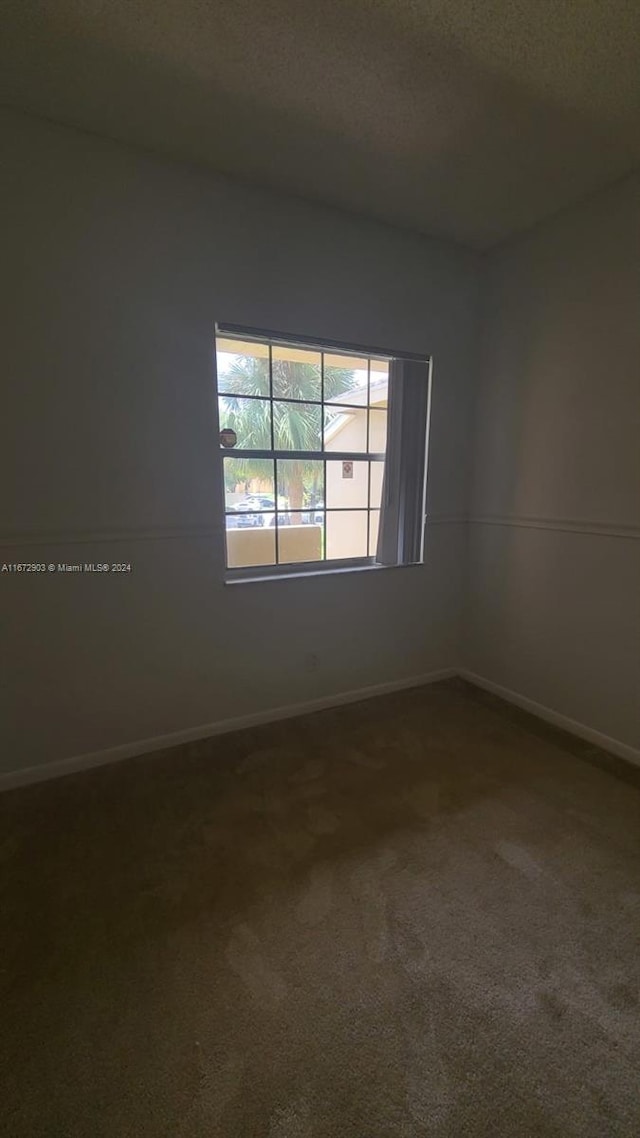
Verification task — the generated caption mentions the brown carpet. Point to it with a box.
[2,679,640,1137]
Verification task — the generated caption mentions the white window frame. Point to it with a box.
[215,323,430,583]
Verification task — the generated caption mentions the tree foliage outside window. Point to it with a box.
[220,355,356,512]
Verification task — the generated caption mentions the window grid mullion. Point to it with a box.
[225,506,372,515]
[228,449,385,462]
[321,352,327,560]
[320,352,325,448]
[220,392,368,410]
[366,359,371,557]
[323,457,327,560]
[269,345,280,567]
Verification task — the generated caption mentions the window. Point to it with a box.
[215,324,431,580]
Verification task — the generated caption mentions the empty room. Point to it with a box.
[1,2,639,1135]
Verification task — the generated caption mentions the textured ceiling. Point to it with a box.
[2,0,640,249]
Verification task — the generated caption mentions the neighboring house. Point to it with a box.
[323,372,387,558]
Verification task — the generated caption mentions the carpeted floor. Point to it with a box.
[2,679,640,1137]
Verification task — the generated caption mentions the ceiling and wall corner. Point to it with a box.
[2,0,639,250]
[1,4,639,778]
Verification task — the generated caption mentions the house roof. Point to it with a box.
[324,378,387,445]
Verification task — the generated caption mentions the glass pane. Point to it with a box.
[368,360,389,407]
[323,354,368,405]
[369,510,380,556]
[274,402,322,451]
[325,460,368,509]
[370,460,384,509]
[225,522,275,568]
[218,396,271,450]
[325,510,368,560]
[277,514,323,564]
[216,337,270,397]
[276,459,323,516]
[272,346,321,401]
[323,406,367,453]
[368,408,387,453]
[224,457,275,515]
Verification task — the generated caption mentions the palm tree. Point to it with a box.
[220,354,358,520]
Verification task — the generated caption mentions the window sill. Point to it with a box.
[224,560,421,585]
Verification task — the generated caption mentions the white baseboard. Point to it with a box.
[0,668,457,793]
[460,670,640,767]
[4,666,637,794]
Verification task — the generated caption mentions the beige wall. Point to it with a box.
[466,173,640,750]
[325,405,387,456]
[1,108,479,775]
[227,525,322,568]
[324,407,387,559]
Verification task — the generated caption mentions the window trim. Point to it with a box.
[217,322,428,365]
[215,324,430,583]
[226,555,378,584]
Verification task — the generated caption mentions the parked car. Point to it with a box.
[300,503,325,525]
[228,494,321,529]
[241,495,277,512]
[231,494,283,527]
